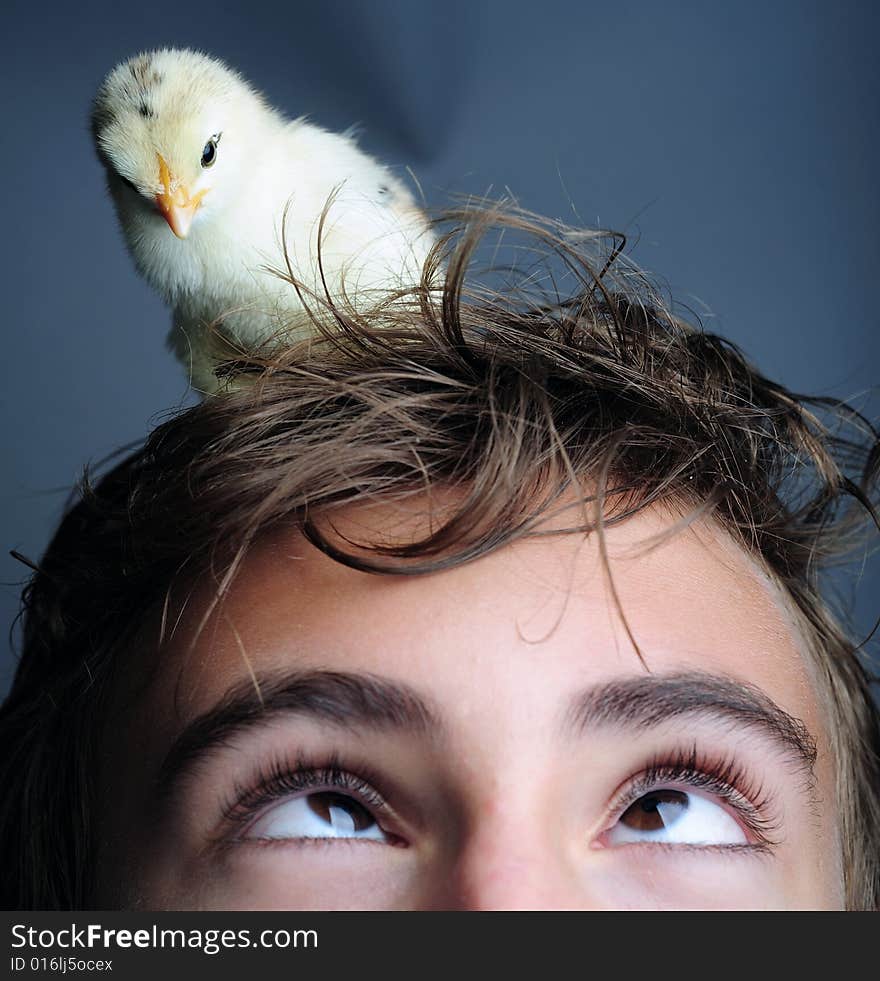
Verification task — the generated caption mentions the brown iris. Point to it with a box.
[306,792,375,832]
[619,789,688,832]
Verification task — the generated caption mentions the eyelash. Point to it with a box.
[219,754,392,843]
[217,745,779,851]
[607,745,780,851]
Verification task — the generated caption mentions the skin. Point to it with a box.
[94,498,844,909]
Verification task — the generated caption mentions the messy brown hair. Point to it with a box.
[1,204,878,909]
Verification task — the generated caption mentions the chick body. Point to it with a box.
[92,48,433,392]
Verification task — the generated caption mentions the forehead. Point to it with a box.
[150,497,823,743]
[97,51,234,114]
[92,52,232,153]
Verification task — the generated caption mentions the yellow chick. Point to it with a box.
[91,48,435,392]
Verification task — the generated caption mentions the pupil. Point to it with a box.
[621,789,688,831]
[307,792,373,832]
[201,141,215,166]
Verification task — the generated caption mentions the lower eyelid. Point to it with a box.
[223,834,410,858]
[237,835,392,848]
[608,840,775,859]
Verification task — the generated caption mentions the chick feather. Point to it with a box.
[91,48,435,392]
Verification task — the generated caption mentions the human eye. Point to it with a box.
[248,789,388,841]
[599,747,777,852]
[606,787,745,846]
[221,757,400,845]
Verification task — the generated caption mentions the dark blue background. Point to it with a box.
[2,0,877,694]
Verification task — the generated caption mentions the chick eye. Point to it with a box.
[245,791,388,842]
[605,789,746,847]
[118,174,139,194]
[200,136,219,168]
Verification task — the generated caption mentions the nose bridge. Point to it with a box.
[428,794,590,911]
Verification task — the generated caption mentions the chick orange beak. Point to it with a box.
[155,154,208,239]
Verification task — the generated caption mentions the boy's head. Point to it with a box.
[2,206,878,909]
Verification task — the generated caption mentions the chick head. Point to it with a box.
[91,48,267,239]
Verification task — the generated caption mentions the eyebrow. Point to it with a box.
[155,670,440,800]
[155,668,817,803]
[565,671,817,772]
